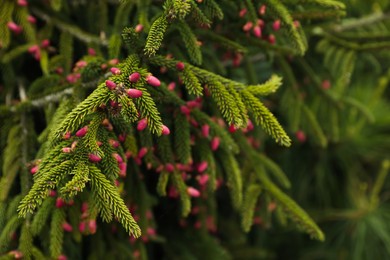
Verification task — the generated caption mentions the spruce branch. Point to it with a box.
[89,165,141,237]
[241,184,262,232]
[241,90,291,147]
[144,15,168,56]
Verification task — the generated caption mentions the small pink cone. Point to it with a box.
[176,62,185,71]
[201,124,210,138]
[197,161,208,173]
[75,126,88,137]
[110,67,121,75]
[137,147,148,158]
[56,198,65,208]
[210,137,220,151]
[62,222,73,232]
[105,80,116,90]
[296,130,306,143]
[165,163,175,172]
[253,26,262,38]
[273,20,281,31]
[30,165,38,175]
[127,88,143,98]
[146,75,161,87]
[137,118,148,131]
[89,154,102,163]
[187,187,201,197]
[129,72,141,83]
[161,125,170,135]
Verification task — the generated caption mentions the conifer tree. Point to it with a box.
[0,0,389,259]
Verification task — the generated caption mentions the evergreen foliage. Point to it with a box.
[0,0,389,259]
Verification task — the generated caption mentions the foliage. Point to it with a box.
[0,0,389,259]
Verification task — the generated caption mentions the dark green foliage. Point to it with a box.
[1,0,389,259]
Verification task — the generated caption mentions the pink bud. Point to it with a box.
[62,147,72,153]
[89,154,101,163]
[137,147,148,158]
[253,26,262,38]
[105,80,116,90]
[259,5,266,15]
[239,8,247,17]
[40,39,50,48]
[187,187,201,197]
[201,124,210,138]
[176,62,185,71]
[147,227,156,236]
[56,198,65,208]
[197,174,209,186]
[293,20,300,28]
[168,186,179,198]
[197,161,208,173]
[113,153,123,163]
[79,222,86,232]
[146,75,161,87]
[88,220,97,234]
[30,165,38,175]
[296,130,306,143]
[210,137,220,151]
[127,88,143,98]
[109,100,118,108]
[96,141,103,147]
[75,126,88,137]
[110,67,121,75]
[268,34,276,45]
[58,255,67,260]
[118,133,126,142]
[7,22,22,34]
[62,222,73,232]
[180,105,191,116]
[17,0,28,6]
[273,20,281,31]
[109,59,119,65]
[137,118,148,131]
[49,190,57,197]
[88,48,96,56]
[322,80,331,90]
[228,124,237,133]
[28,45,39,54]
[161,125,170,135]
[242,21,253,32]
[168,82,176,91]
[129,72,141,83]
[27,15,36,24]
[135,24,144,33]
[81,202,88,213]
[165,163,175,172]
[9,250,23,259]
[118,162,127,177]
[109,139,120,148]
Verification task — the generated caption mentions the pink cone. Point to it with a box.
[17,0,28,6]
[127,88,143,98]
[197,161,208,173]
[113,153,123,163]
[88,219,97,234]
[146,75,161,87]
[165,163,175,172]
[27,15,36,24]
[62,222,73,232]
[109,139,120,148]
[187,187,201,197]
[242,21,253,32]
[197,174,209,186]
[7,22,22,34]
[137,147,148,158]
[201,124,210,138]
[75,126,88,137]
[105,80,116,90]
[56,198,65,208]
[176,62,185,71]
[180,105,191,116]
[273,20,281,31]
[110,67,121,75]
[210,137,220,151]
[79,222,86,232]
[253,26,262,38]
[161,125,170,135]
[119,162,127,177]
[259,5,266,15]
[30,165,38,175]
[129,72,141,83]
[89,154,101,163]
[135,24,144,33]
[62,147,72,153]
[268,34,276,45]
[41,39,50,48]
[137,118,148,131]
[296,130,306,143]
